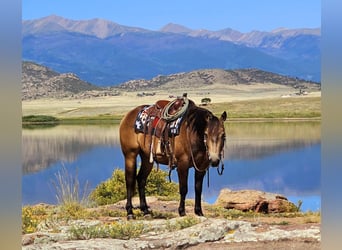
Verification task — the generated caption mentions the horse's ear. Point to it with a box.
[220,111,227,122]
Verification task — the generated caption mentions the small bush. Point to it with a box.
[90,168,179,206]
[166,216,200,231]
[22,115,59,123]
[145,168,178,198]
[22,205,49,234]
[58,202,90,220]
[90,169,127,205]
[201,97,211,105]
[68,221,145,240]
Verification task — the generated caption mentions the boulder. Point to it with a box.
[214,189,297,213]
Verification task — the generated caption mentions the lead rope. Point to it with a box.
[162,97,189,121]
[217,147,225,175]
[207,167,210,187]
[217,161,224,175]
[187,127,211,188]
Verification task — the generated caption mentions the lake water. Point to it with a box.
[22,121,321,212]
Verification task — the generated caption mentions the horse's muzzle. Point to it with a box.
[209,157,221,167]
[209,154,221,167]
[210,159,220,167]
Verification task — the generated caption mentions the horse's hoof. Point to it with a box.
[195,210,204,216]
[127,214,135,220]
[144,213,152,220]
[179,211,186,217]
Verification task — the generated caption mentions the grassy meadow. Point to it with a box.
[22,91,321,124]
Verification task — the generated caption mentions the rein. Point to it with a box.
[187,127,208,174]
[216,135,225,176]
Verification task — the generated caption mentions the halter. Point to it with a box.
[188,126,225,188]
[168,113,226,185]
[203,134,225,176]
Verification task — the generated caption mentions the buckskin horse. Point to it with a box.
[119,96,227,219]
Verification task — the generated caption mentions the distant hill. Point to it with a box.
[117,68,320,91]
[22,61,319,100]
[22,61,118,100]
[22,16,320,86]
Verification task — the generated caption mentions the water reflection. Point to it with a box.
[22,121,321,210]
[225,121,320,159]
[23,122,320,173]
[22,125,120,174]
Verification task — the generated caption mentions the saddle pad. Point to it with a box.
[134,106,150,132]
[134,106,184,136]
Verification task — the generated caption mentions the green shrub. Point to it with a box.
[68,221,145,240]
[145,168,178,198]
[166,216,200,231]
[58,202,90,220]
[22,205,49,234]
[22,115,59,123]
[201,97,211,105]
[90,168,179,206]
[90,169,126,205]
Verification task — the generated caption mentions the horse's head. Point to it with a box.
[204,111,227,167]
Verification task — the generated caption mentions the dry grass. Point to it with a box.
[22,85,321,120]
[206,96,321,119]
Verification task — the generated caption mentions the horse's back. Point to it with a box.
[119,105,146,154]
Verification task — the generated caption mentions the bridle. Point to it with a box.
[188,124,226,176]
[203,133,225,176]
[168,116,226,186]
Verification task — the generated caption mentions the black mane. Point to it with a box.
[185,102,213,137]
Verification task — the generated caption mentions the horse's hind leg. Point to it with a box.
[137,153,153,216]
[124,152,138,220]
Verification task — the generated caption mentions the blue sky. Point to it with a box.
[22,0,321,32]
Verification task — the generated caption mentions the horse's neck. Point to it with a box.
[186,123,206,149]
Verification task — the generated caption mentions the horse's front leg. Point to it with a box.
[194,170,206,216]
[137,154,153,216]
[125,154,137,220]
[177,166,189,216]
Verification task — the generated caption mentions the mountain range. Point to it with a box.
[22,15,320,86]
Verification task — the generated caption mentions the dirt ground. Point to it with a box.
[187,238,320,250]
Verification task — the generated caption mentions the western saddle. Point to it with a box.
[142,93,189,168]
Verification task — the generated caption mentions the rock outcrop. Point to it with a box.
[215,189,298,213]
[22,217,320,249]
[22,192,319,249]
